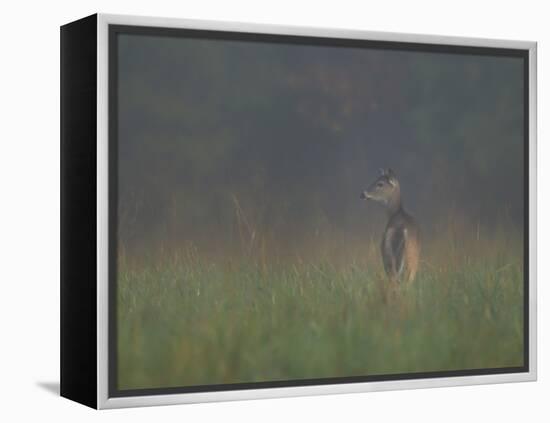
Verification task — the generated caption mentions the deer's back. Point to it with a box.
[382,210,421,282]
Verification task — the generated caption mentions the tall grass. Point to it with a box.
[117,228,524,390]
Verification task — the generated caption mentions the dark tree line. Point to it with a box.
[117,34,524,251]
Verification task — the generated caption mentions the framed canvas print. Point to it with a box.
[60,13,537,409]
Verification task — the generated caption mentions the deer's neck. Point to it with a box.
[386,188,402,217]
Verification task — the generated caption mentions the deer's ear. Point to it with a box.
[379,168,386,176]
[386,168,397,186]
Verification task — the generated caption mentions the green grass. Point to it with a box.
[117,240,524,390]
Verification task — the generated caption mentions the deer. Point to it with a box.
[360,168,420,284]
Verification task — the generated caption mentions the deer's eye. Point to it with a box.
[376,182,384,188]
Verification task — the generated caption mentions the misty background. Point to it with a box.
[116,33,524,258]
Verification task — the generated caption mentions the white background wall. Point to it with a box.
[0,0,547,421]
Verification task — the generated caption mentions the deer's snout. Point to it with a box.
[360,191,370,200]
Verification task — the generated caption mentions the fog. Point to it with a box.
[116,33,525,255]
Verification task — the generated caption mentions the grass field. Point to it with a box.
[117,231,524,390]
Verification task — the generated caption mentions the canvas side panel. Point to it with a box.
[60,13,98,409]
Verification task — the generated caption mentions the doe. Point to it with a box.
[360,168,420,283]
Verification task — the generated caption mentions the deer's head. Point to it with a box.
[360,168,401,208]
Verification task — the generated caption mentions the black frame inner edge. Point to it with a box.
[107,23,530,398]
